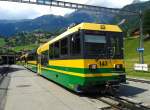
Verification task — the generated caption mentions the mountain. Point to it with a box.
[0,19,30,24]
[0,6,116,37]
[132,0,141,4]
[115,1,150,35]
[0,0,150,37]
[0,12,95,37]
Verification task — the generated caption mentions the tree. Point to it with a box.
[143,9,150,35]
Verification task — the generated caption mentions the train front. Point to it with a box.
[79,23,126,92]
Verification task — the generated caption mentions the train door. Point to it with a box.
[25,56,27,67]
[107,32,123,59]
[41,51,48,67]
[37,55,42,75]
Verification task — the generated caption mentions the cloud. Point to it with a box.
[0,2,38,19]
[87,0,134,8]
[0,1,74,20]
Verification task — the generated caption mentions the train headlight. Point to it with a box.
[89,64,97,70]
[114,64,123,69]
[116,65,120,69]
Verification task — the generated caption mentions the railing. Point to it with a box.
[0,0,138,15]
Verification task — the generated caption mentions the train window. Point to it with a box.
[108,33,123,59]
[27,54,36,61]
[84,33,107,58]
[84,35,106,43]
[60,38,68,56]
[70,34,81,55]
[110,37,120,55]
[37,55,41,64]
[41,51,48,66]
[49,44,53,59]
[54,42,60,58]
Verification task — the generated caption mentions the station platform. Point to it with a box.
[1,65,109,110]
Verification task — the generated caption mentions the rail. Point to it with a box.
[0,65,10,109]
[0,65,9,83]
[0,0,138,15]
[97,96,150,110]
[127,77,150,84]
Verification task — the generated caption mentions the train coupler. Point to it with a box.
[103,81,120,95]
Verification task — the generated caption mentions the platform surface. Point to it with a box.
[2,65,150,110]
[3,65,109,110]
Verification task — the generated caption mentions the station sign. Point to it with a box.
[134,64,148,71]
[137,48,144,52]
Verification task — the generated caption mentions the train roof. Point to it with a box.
[20,49,37,58]
[37,22,122,54]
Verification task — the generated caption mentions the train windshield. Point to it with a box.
[84,35,106,43]
[84,33,107,58]
[84,31,123,59]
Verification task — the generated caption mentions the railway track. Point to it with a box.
[127,78,150,84]
[0,65,9,82]
[0,65,10,110]
[96,95,150,110]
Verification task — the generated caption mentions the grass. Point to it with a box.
[125,37,150,79]
[0,38,5,47]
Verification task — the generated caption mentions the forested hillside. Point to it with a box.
[0,31,52,53]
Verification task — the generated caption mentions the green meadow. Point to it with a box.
[125,37,150,79]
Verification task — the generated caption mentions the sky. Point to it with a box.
[0,0,149,20]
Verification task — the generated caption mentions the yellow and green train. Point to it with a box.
[21,22,126,93]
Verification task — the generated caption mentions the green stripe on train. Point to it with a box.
[47,65,125,74]
[41,67,119,91]
[26,63,125,74]
[27,63,37,72]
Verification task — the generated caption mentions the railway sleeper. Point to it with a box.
[107,96,150,110]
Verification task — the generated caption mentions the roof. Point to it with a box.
[37,22,122,54]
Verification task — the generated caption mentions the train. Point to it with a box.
[20,22,126,93]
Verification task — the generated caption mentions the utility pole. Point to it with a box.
[139,10,144,64]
